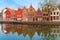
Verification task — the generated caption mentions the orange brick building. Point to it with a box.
[22,7,28,21]
[28,5,36,21]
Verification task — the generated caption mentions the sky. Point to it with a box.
[0,0,45,10]
[0,0,60,10]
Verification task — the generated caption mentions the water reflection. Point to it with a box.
[1,24,60,40]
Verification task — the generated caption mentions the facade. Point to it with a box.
[2,8,7,20]
[28,5,36,21]
[42,2,57,21]
[2,8,12,20]
[15,8,22,21]
[22,7,28,21]
[11,10,16,21]
[36,8,42,21]
[42,3,50,21]
[42,9,49,21]
[50,8,60,21]
[6,8,12,20]
[0,10,2,20]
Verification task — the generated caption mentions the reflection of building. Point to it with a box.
[2,24,12,34]
[35,25,42,35]
[5,24,12,33]
[50,26,60,37]
[28,5,36,21]
[27,25,35,38]
[22,25,28,36]
[50,8,60,21]
[15,24,22,35]
[22,7,28,21]
[2,24,6,33]
[2,24,51,37]
[42,26,50,36]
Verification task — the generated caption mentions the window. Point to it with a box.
[47,18,49,21]
[51,13,52,15]
[57,16,58,20]
[45,17,46,20]
[57,12,58,15]
[43,14,48,16]
[51,16,52,20]
[54,12,55,15]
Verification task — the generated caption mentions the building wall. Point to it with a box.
[28,5,36,21]
[11,10,16,21]
[42,10,49,21]
[2,9,7,20]
[50,8,60,21]
[22,7,28,21]
[36,8,42,21]
[15,8,22,21]
[0,11,2,20]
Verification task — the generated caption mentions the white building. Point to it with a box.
[2,9,7,20]
[50,8,60,21]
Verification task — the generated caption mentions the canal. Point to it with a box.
[0,23,60,40]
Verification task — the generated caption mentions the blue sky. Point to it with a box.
[0,0,60,10]
[0,0,46,10]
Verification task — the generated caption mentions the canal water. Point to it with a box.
[0,24,60,40]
